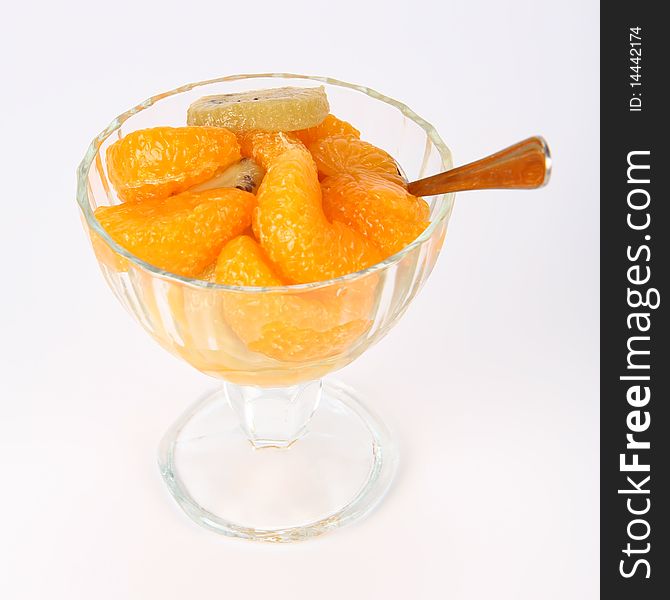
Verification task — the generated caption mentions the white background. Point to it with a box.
[1,0,599,598]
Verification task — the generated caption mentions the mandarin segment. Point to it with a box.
[215,236,372,362]
[89,228,130,273]
[237,130,302,170]
[322,172,430,257]
[215,235,283,287]
[293,114,360,145]
[106,126,241,202]
[249,320,371,362]
[252,146,382,283]
[95,188,255,277]
[306,134,405,185]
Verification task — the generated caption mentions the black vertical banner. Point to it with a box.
[601,5,668,598]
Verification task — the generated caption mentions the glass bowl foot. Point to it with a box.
[158,379,398,542]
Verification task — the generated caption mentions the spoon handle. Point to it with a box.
[407,136,551,197]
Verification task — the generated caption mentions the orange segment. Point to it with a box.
[293,114,360,145]
[215,235,283,287]
[238,117,359,168]
[106,126,241,202]
[215,235,373,361]
[250,318,371,362]
[322,172,430,258]
[306,134,405,185]
[237,130,301,170]
[94,188,255,277]
[252,145,382,283]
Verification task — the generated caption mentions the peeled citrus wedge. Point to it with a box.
[106,126,240,202]
[306,134,405,185]
[237,130,302,170]
[214,235,373,362]
[322,172,430,257]
[293,114,360,145]
[94,188,255,277]
[252,144,382,283]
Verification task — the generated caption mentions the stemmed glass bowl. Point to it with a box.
[77,74,455,542]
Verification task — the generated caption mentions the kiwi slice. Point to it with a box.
[190,158,265,194]
[187,86,329,133]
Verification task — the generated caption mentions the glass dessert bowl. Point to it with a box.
[77,74,455,542]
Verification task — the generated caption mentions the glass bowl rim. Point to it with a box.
[76,73,454,293]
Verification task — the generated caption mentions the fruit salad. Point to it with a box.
[93,86,432,366]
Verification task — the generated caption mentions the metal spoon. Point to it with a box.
[407,136,551,196]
